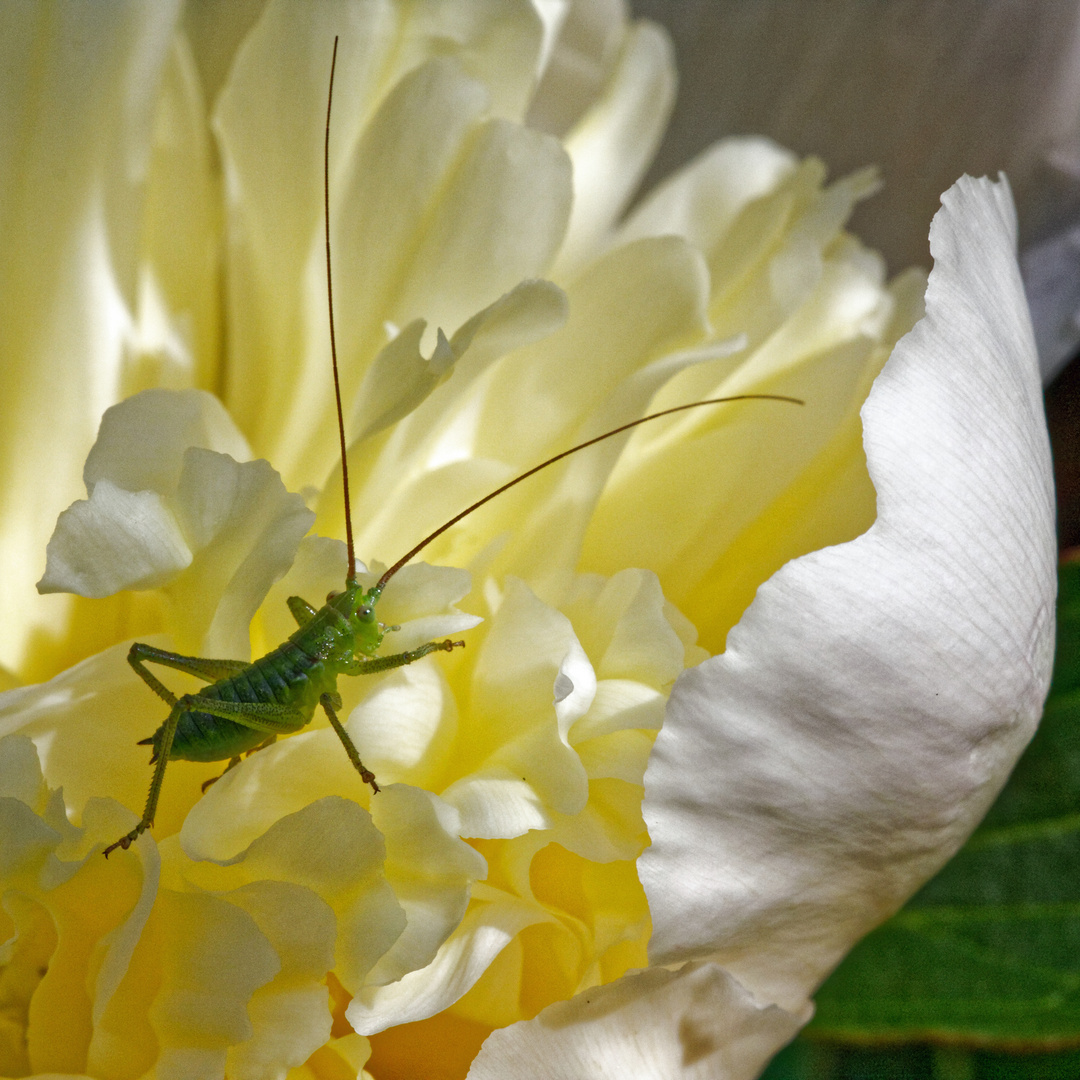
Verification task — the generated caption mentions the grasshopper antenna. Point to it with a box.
[374,393,803,593]
[325,36,357,586]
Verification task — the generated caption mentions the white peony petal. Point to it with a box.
[36,388,293,654]
[640,176,1056,1012]
[134,33,222,395]
[468,961,806,1080]
[441,580,590,836]
[385,111,571,347]
[223,880,337,1079]
[350,321,456,444]
[0,641,212,837]
[361,562,482,653]
[616,137,798,254]
[218,15,566,487]
[526,0,623,137]
[367,785,487,984]
[347,662,457,788]
[148,890,281,1072]
[375,277,570,445]
[167,447,315,657]
[37,480,192,597]
[83,388,250,496]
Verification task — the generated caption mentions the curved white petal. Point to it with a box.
[468,961,806,1080]
[0,641,209,836]
[166,449,315,658]
[616,137,798,253]
[83,388,250,495]
[640,176,1056,1012]
[37,481,192,597]
[367,785,488,984]
[526,0,624,137]
[37,388,315,657]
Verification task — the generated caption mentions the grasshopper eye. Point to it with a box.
[357,605,374,620]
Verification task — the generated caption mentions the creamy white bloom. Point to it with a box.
[0,2,1055,1079]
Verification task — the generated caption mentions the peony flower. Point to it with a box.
[0,3,1055,1079]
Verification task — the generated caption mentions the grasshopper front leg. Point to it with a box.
[351,638,464,675]
[325,640,465,794]
[320,692,379,793]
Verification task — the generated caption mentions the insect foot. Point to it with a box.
[102,822,148,858]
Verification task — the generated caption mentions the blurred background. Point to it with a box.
[629,3,1080,1076]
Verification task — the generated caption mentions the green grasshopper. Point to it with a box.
[102,38,800,857]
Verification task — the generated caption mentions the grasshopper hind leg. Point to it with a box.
[103,698,184,857]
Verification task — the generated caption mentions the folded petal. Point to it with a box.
[167,448,315,657]
[83,388,250,496]
[468,961,806,1080]
[38,389,315,657]
[0,642,211,838]
[640,176,1056,1012]
[349,895,547,1035]
[37,481,192,598]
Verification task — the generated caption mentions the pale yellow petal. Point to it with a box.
[0,3,183,678]
[348,896,547,1034]
[554,20,677,277]
[166,449,315,656]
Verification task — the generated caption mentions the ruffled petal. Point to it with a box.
[640,176,1056,1012]
[38,389,315,657]
[166,449,315,657]
[0,643,211,838]
[83,388,250,495]
[440,579,591,837]
[349,895,547,1034]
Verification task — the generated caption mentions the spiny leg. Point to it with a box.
[322,640,464,794]
[321,692,379,794]
[106,697,306,857]
[104,699,184,857]
[352,638,464,676]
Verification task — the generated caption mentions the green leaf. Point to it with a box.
[803,560,1080,1048]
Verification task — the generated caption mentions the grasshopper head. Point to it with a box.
[326,582,383,658]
